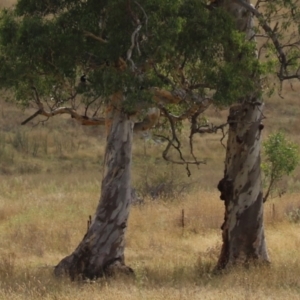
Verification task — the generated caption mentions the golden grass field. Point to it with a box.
[0,171,300,300]
[1,0,300,298]
[0,81,300,300]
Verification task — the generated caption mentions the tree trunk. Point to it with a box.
[216,0,270,268]
[54,108,134,280]
[217,103,269,268]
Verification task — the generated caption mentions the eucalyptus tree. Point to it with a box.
[0,0,262,279]
[215,0,300,269]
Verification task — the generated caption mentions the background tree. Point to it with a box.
[0,0,260,279]
[216,0,300,269]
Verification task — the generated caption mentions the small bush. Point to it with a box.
[286,207,300,223]
[262,131,300,201]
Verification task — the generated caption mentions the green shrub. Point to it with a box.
[262,131,300,202]
[286,207,300,223]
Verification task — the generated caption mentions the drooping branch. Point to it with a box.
[21,87,106,126]
[154,105,207,177]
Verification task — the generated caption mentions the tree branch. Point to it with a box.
[21,87,106,126]
[126,24,142,70]
[21,107,106,126]
[234,0,294,81]
[83,30,107,43]
[133,107,160,131]
[155,105,206,177]
[134,1,148,33]
[21,109,42,125]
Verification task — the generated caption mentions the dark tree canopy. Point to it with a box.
[0,0,262,118]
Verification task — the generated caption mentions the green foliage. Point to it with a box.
[262,131,300,200]
[0,0,263,111]
[258,0,300,89]
[1,0,298,124]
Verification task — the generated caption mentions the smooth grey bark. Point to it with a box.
[217,0,270,268]
[54,109,134,280]
[217,103,269,268]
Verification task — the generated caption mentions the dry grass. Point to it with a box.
[0,173,300,299]
[0,82,299,299]
[0,0,16,8]
[1,81,300,298]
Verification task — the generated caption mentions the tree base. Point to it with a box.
[214,257,271,273]
[54,255,134,280]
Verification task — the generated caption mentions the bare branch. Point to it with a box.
[155,105,206,177]
[22,87,106,126]
[126,24,142,70]
[134,1,148,33]
[93,102,103,118]
[189,105,228,149]
[21,109,42,125]
[84,96,102,117]
[277,74,300,80]
[32,116,50,127]
[21,106,106,126]
[83,30,107,43]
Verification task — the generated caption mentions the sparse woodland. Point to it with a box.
[1,0,300,299]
